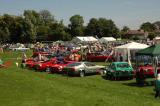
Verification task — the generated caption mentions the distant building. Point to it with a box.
[125,30,148,40]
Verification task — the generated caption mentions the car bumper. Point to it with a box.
[107,72,134,77]
[67,70,79,76]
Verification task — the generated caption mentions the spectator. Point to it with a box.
[155,70,160,98]
[119,54,123,62]
[22,52,27,63]
[136,69,146,86]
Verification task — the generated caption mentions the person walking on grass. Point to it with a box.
[155,70,160,98]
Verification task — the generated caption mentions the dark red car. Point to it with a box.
[47,61,75,74]
[86,52,112,62]
[136,64,155,78]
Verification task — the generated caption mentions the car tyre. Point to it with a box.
[46,67,51,73]
[80,71,85,77]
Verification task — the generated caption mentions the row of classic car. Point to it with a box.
[23,52,156,80]
[23,53,134,79]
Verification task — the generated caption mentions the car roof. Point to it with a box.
[112,62,129,64]
[72,62,91,64]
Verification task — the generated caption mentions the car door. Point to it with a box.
[84,62,97,73]
[108,63,116,73]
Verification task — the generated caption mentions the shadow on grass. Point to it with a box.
[101,75,133,81]
[122,81,154,87]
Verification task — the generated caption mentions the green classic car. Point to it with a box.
[105,62,134,80]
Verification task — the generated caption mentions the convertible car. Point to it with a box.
[25,52,54,69]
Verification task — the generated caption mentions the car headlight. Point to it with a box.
[58,66,63,70]
[39,64,42,67]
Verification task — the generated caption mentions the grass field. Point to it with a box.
[0,51,160,106]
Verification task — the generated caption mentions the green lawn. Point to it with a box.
[0,51,160,106]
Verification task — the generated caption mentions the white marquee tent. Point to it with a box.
[99,37,116,43]
[72,36,98,43]
[114,42,149,62]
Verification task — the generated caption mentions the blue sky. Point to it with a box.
[0,0,160,29]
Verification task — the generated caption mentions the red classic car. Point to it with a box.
[86,52,113,62]
[136,64,155,78]
[47,61,75,74]
[25,52,54,69]
[34,58,57,71]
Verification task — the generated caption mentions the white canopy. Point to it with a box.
[114,42,149,62]
[115,42,149,49]
[99,37,116,43]
[72,36,98,43]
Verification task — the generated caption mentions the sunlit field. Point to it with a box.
[0,51,160,106]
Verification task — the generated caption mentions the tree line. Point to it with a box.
[0,9,160,43]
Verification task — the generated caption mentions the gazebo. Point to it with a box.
[135,44,160,85]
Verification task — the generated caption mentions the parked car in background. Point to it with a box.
[86,52,112,62]
[63,62,105,77]
[105,62,134,80]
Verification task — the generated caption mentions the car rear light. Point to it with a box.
[71,68,75,71]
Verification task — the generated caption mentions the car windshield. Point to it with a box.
[117,63,130,68]
[67,62,81,67]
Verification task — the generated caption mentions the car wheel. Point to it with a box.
[101,70,106,75]
[35,65,39,70]
[110,75,115,80]
[80,71,85,77]
[46,67,50,73]
[106,74,110,79]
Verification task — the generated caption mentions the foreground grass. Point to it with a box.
[0,51,160,106]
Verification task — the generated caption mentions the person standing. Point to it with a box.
[155,70,160,98]
[119,54,123,62]
[21,52,27,68]
[22,52,27,63]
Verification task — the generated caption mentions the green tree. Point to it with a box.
[23,10,40,42]
[120,26,130,39]
[49,20,71,41]
[140,22,156,32]
[86,18,99,37]
[86,18,119,38]
[39,10,54,25]
[154,21,160,29]
[68,15,84,37]
[148,32,156,40]
[121,26,130,32]
[0,16,10,42]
